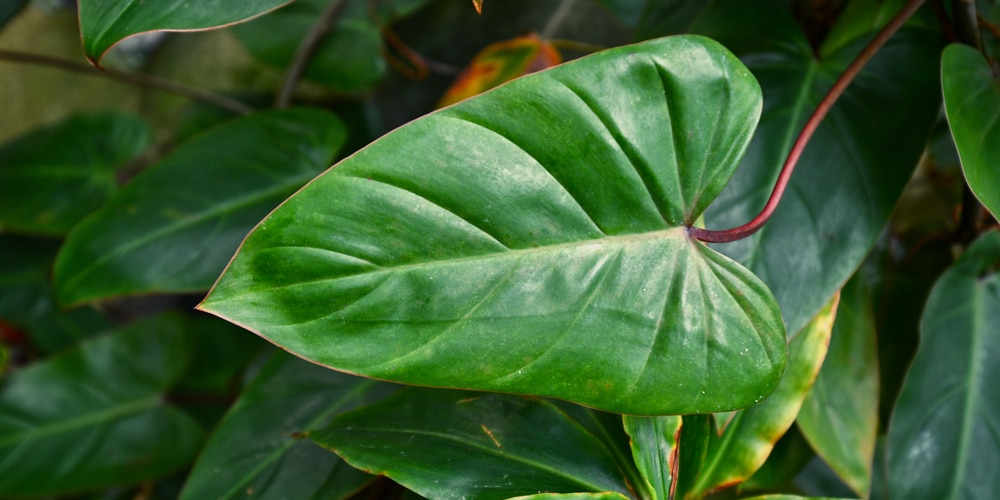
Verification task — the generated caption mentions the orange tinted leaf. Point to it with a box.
[438,34,561,107]
[472,0,483,14]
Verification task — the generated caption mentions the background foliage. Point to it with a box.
[1,0,998,499]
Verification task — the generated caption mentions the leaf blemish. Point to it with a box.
[481,424,502,449]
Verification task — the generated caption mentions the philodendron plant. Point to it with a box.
[0,0,998,499]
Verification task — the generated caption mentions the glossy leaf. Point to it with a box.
[797,276,878,497]
[686,295,837,498]
[54,108,346,307]
[473,0,484,14]
[0,112,150,236]
[438,34,562,107]
[0,236,109,354]
[181,352,394,500]
[888,230,1000,500]
[665,0,943,336]
[623,415,682,500]
[942,43,1000,220]
[674,415,713,500]
[78,0,292,65]
[200,35,787,415]
[313,388,638,499]
[0,314,204,496]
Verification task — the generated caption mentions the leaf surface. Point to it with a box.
[78,0,292,65]
[230,0,430,92]
[797,276,878,497]
[659,0,943,336]
[54,108,346,307]
[0,112,150,236]
[0,315,204,496]
[623,415,682,500]
[313,388,638,499]
[200,35,786,415]
[0,236,109,354]
[887,230,1000,500]
[686,295,837,498]
[942,43,1000,220]
[181,352,393,500]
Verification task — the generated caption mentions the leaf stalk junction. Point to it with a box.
[688,0,928,243]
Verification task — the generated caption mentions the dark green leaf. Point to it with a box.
[174,315,264,394]
[595,0,646,26]
[887,230,1000,500]
[512,494,632,500]
[797,275,878,497]
[671,0,942,336]
[686,295,837,498]
[742,495,852,500]
[0,236,109,354]
[634,2,712,42]
[0,0,27,28]
[231,0,430,92]
[741,427,815,493]
[181,352,393,500]
[942,43,1000,220]
[200,35,787,415]
[0,112,150,236]
[555,404,646,494]
[313,388,638,499]
[54,108,346,307]
[78,0,292,65]
[674,414,712,500]
[623,415,682,500]
[0,314,204,496]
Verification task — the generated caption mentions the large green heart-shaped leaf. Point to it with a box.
[887,230,1000,500]
[660,0,942,337]
[181,352,394,500]
[313,388,639,499]
[54,108,346,307]
[78,0,292,65]
[0,314,204,497]
[200,35,786,415]
[0,112,150,236]
[942,43,1000,220]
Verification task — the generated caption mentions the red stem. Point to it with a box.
[688,0,927,243]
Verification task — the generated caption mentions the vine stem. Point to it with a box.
[0,49,253,115]
[688,0,927,243]
[275,0,348,108]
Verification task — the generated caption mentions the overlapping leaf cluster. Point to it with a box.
[0,0,998,499]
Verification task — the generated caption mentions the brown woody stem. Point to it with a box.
[0,49,254,115]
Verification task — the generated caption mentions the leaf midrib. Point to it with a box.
[209,380,378,500]
[946,281,986,499]
[207,227,691,306]
[336,425,628,495]
[0,395,161,448]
